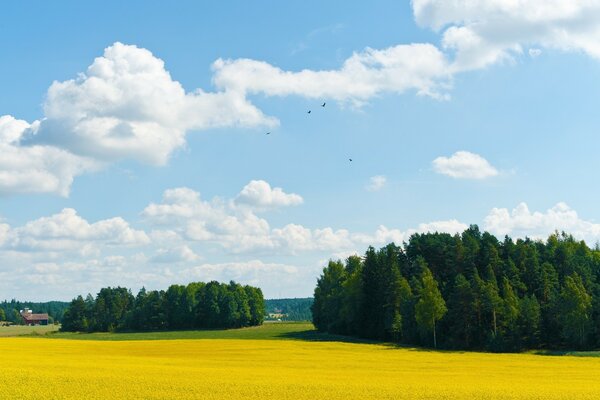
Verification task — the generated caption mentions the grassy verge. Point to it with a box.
[533,349,600,357]
[47,321,319,341]
[0,324,59,337]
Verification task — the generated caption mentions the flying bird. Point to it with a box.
[307,110,311,114]
[266,132,271,135]
[321,102,326,107]
[349,158,353,162]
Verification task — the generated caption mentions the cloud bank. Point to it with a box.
[4,3,600,194]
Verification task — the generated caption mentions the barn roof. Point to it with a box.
[22,313,49,321]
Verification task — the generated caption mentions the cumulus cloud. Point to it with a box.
[181,260,298,285]
[142,181,469,255]
[272,224,355,253]
[7,4,600,197]
[151,245,201,264]
[9,208,149,251]
[353,220,468,247]
[432,151,498,179]
[412,0,600,71]
[0,115,30,144]
[212,43,452,103]
[0,116,96,196]
[484,202,600,243]
[0,43,276,196]
[235,180,303,209]
[208,1,600,107]
[18,182,600,300]
[366,175,387,191]
[27,42,275,165]
[142,186,275,252]
[7,8,600,197]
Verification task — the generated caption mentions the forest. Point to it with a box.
[0,300,68,324]
[61,281,265,332]
[265,298,313,321]
[312,226,600,351]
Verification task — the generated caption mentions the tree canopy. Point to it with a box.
[61,281,265,332]
[312,227,600,351]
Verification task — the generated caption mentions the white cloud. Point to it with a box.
[6,9,600,197]
[212,43,452,103]
[484,202,600,243]
[27,42,275,166]
[142,185,274,252]
[0,116,96,196]
[0,143,95,197]
[235,180,303,209]
[10,208,149,251]
[366,175,387,191]
[354,220,468,246]
[6,4,600,197]
[151,245,201,264]
[432,151,498,179]
[181,260,298,284]
[17,183,600,299]
[143,180,473,256]
[0,43,277,196]
[0,115,30,144]
[272,224,355,253]
[412,0,600,71]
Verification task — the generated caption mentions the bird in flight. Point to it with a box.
[266,132,271,135]
[349,158,353,162]
[307,110,311,114]
[321,102,326,107]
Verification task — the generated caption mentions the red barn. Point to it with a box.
[20,308,49,326]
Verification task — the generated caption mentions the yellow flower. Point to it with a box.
[1,337,599,399]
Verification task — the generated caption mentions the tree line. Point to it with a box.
[61,281,265,332]
[312,226,600,351]
[265,298,313,321]
[0,300,69,324]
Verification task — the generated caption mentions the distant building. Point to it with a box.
[267,313,287,320]
[20,308,49,326]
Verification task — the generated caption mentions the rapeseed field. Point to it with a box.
[2,336,600,399]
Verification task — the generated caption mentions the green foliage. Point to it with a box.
[0,308,5,321]
[312,261,347,333]
[447,274,474,347]
[61,296,89,332]
[0,300,69,323]
[415,267,447,348]
[312,227,600,351]
[61,281,265,333]
[559,273,592,348]
[518,295,541,347]
[265,298,313,321]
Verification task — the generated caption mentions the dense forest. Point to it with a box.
[265,298,313,321]
[312,226,600,351]
[61,281,265,332]
[0,300,69,324]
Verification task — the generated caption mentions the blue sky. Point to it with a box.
[3,1,600,300]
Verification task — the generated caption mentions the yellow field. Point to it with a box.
[1,337,600,399]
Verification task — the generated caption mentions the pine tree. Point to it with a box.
[518,294,541,348]
[559,273,592,348]
[447,274,474,347]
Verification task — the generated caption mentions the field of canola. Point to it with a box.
[1,336,600,399]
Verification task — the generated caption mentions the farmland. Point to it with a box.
[0,324,58,337]
[1,323,600,399]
